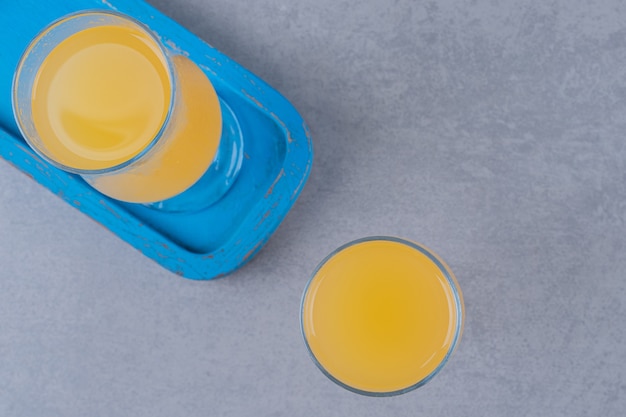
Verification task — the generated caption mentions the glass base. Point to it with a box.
[147,99,244,213]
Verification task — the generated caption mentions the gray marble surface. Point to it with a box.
[1,0,625,415]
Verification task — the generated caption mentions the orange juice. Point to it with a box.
[30,24,222,202]
[301,238,464,395]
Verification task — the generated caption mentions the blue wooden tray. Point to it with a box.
[0,0,313,279]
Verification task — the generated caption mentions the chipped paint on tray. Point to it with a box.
[164,39,189,56]
[265,168,285,197]
[99,0,118,10]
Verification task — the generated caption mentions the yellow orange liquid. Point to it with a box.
[31,24,222,202]
[301,239,463,394]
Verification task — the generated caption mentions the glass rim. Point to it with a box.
[299,235,465,397]
[11,9,177,175]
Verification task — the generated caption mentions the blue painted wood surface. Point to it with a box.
[0,0,313,279]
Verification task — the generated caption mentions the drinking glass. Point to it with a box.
[300,236,465,396]
[13,10,243,212]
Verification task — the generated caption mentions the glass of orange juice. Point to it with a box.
[12,10,242,211]
[301,236,465,396]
